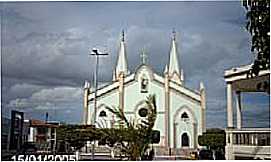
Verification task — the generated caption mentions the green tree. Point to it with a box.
[57,125,98,152]
[198,129,225,150]
[105,94,157,160]
[198,128,226,159]
[242,0,270,77]
[56,95,158,160]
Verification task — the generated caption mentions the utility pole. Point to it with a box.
[90,48,108,160]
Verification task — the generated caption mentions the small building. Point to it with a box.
[1,110,60,160]
[224,64,270,160]
[25,119,59,152]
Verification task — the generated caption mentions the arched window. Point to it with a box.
[141,75,148,93]
[99,110,107,117]
[181,133,189,147]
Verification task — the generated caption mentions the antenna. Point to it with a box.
[45,112,48,123]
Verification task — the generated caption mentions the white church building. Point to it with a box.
[83,30,206,151]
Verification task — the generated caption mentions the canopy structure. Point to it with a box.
[224,64,270,160]
[224,64,270,93]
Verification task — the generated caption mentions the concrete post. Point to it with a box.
[118,72,125,113]
[200,82,206,133]
[164,73,170,148]
[83,87,89,125]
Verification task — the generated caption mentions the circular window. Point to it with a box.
[99,110,107,117]
[138,108,148,117]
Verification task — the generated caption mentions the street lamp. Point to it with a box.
[90,47,108,160]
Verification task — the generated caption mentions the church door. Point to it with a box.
[181,133,189,147]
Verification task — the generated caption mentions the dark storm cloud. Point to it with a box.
[1,1,269,127]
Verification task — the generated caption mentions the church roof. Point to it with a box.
[88,65,200,102]
[87,30,200,102]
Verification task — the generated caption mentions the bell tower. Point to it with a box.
[113,30,129,80]
[167,29,184,84]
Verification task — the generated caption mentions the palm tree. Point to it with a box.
[56,95,158,160]
[104,94,157,160]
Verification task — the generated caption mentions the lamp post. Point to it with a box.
[90,48,108,160]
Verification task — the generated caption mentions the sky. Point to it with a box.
[1,1,270,128]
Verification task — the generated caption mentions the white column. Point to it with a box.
[28,127,34,142]
[241,134,244,145]
[200,82,206,133]
[164,73,170,148]
[173,123,177,149]
[255,134,258,145]
[227,83,233,128]
[87,103,92,125]
[251,134,254,145]
[229,132,233,145]
[236,92,242,129]
[47,128,51,142]
[118,72,124,113]
[54,128,57,152]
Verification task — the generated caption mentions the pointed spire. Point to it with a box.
[115,30,129,79]
[112,70,116,81]
[200,81,205,90]
[164,64,168,74]
[168,29,180,76]
[84,80,90,89]
[180,69,184,81]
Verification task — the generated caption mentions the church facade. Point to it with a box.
[83,30,206,149]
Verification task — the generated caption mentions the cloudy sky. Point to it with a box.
[1,1,269,128]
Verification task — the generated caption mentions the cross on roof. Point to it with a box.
[140,48,148,64]
[121,29,125,42]
[172,28,176,41]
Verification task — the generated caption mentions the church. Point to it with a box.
[83,30,206,150]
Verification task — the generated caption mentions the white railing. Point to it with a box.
[226,127,271,159]
[226,128,270,146]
